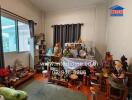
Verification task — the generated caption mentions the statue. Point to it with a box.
[77,37,82,43]
[109,60,125,89]
[102,52,113,77]
[121,55,128,71]
[53,43,62,57]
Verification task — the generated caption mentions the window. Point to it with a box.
[18,22,30,52]
[1,16,17,52]
[1,16,31,52]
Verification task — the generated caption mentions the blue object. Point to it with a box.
[0,77,4,83]
[110,5,124,10]
[46,48,53,56]
[110,5,124,16]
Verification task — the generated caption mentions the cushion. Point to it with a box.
[0,87,27,100]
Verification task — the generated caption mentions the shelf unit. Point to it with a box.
[38,34,46,62]
[4,67,35,88]
[34,33,46,64]
[10,72,34,88]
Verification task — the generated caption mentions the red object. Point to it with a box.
[89,66,96,75]
[112,10,123,14]
[0,68,10,77]
[83,75,87,85]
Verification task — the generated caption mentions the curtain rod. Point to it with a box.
[51,23,84,27]
[1,8,37,25]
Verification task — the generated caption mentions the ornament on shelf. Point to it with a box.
[53,42,62,57]
[77,37,82,43]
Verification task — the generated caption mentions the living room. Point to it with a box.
[0,0,132,100]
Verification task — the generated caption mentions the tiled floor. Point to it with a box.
[34,73,106,100]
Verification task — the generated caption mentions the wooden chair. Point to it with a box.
[106,79,128,100]
[100,76,108,92]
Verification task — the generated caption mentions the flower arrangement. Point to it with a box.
[0,68,9,77]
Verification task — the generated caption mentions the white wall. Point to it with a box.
[106,0,132,64]
[95,4,108,57]
[44,4,107,57]
[4,52,30,67]
[0,0,43,67]
[0,0,42,34]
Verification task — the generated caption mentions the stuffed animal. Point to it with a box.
[0,87,27,100]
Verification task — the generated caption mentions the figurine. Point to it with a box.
[121,55,128,71]
[109,60,125,89]
[69,44,78,58]
[102,52,113,77]
[112,61,125,79]
[63,47,73,58]
[77,37,82,43]
[105,52,113,63]
[90,87,96,100]
[79,47,87,59]
[53,43,62,57]
[89,47,95,56]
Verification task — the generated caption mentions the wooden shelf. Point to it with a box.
[49,78,68,87]
[10,72,35,88]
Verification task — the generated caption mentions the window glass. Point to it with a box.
[18,21,30,52]
[1,16,17,52]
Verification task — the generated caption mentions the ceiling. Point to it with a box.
[29,0,107,12]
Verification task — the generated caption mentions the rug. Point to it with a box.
[17,80,87,100]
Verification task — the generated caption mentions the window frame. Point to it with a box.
[17,21,31,52]
[1,16,18,53]
[1,14,30,53]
